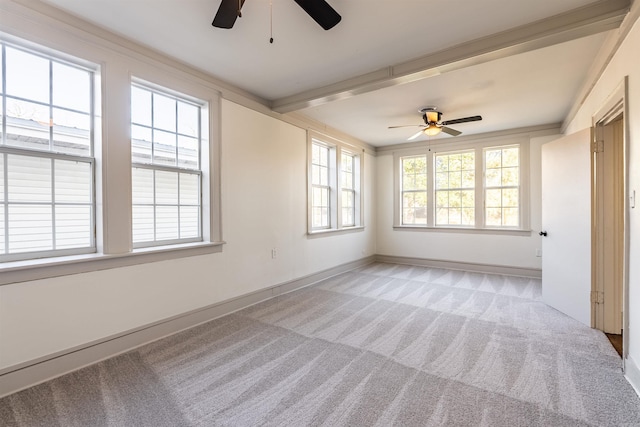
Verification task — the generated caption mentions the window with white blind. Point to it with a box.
[0,43,95,262]
[308,135,363,234]
[131,83,203,247]
[394,141,528,232]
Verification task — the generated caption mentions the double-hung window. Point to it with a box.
[401,155,427,225]
[435,151,475,226]
[131,83,203,247]
[484,145,520,227]
[308,135,363,234]
[1,43,95,262]
[340,152,356,227]
[310,142,331,229]
[395,140,527,231]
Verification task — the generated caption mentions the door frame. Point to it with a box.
[591,76,630,367]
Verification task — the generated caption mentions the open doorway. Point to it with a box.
[591,78,629,364]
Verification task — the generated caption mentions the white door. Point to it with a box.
[541,128,591,326]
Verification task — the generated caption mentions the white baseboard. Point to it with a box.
[375,255,542,278]
[625,355,640,397]
[0,256,375,398]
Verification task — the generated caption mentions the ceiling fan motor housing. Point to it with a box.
[420,107,442,126]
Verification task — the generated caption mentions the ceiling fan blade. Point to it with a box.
[212,0,245,29]
[293,0,341,30]
[408,130,425,141]
[388,124,424,129]
[441,126,462,136]
[441,115,482,126]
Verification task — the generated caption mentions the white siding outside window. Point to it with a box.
[0,43,95,262]
[131,83,202,247]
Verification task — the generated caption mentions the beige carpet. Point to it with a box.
[2,262,639,426]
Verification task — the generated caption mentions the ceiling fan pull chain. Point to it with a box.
[269,0,274,43]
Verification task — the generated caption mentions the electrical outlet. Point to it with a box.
[535,249,542,257]
[271,248,277,259]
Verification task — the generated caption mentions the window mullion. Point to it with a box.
[50,158,56,250]
[48,59,53,151]
[1,45,5,146]
[476,147,484,228]
[426,150,434,227]
[150,93,155,164]
[335,147,342,229]
[177,172,181,239]
[3,154,8,255]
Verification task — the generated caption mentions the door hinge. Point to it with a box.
[591,291,604,304]
[592,140,604,153]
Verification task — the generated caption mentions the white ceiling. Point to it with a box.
[41,0,628,146]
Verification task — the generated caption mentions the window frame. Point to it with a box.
[310,141,332,230]
[434,149,477,227]
[307,132,364,235]
[393,138,530,234]
[483,144,521,228]
[130,80,205,248]
[0,41,97,262]
[400,154,428,226]
[0,33,223,284]
[340,151,356,227]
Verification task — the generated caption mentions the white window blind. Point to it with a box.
[131,83,202,247]
[0,43,95,261]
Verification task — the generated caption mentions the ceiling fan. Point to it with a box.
[389,107,482,140]
[212,0,341,30]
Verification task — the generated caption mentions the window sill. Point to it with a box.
[307,226,365,238]
[393,225,532,236]
[0,241,225,286]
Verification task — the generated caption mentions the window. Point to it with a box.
[394,141,527,231]
[131,83,202,247]
[435,151,475,226]
[0,43,95,262]
[341,152,356,227]
[485,146,520,227]
[311,142,331,229]
[308,135,363,233]
[401,155,427,225]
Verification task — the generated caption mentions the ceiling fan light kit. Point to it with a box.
[423,125,442,136]
[389,106,483,140]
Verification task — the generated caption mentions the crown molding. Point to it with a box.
[271,0,630,114]
[562,0,640,132]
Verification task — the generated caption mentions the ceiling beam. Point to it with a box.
[271,0,630,113]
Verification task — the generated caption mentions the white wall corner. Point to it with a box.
[626,355,640,397]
